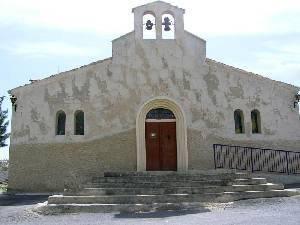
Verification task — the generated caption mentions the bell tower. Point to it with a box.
[132,1,185,40]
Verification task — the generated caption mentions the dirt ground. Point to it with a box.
[1,194,300,225]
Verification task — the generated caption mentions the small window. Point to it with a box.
[143,13,156,39]
[251,109,261,133]
[74,110,84,135]
[234,109,245,134]
[146,108,175,119]
[56,111,66,135]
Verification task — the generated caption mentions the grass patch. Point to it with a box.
[0,184,7,193]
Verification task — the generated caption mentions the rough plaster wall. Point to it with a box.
[8,23,300,191]
[8,129,136,192]
[187,129,300,171]
[9,128,300,191]
[11,33,298,146]
[198,59,300,141]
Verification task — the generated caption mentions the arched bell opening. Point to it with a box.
[143,13,156,39]
[162,13,174,39]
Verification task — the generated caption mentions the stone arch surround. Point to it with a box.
[136,97,188,171]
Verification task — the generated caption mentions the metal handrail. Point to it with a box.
[213,144,300,175]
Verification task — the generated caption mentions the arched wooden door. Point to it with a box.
[145,108,177,171]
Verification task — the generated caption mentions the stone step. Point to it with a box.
[44,170,300,214]
[48,190,298,205]
[45,189,299,214]
[85,180,228,188]
[231,178,267,185]
[44,202,212,214]
[92,173,250,183]
[92,176,224,183]
[70,183,284,196]
[103,170,246,177]
[85,178,266,188]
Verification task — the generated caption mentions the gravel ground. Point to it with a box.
[1,194,300,225]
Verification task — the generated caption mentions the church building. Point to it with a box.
[8,1,300,191]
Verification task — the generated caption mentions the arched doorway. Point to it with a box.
[136,97,188,171]
[145,108,177,171]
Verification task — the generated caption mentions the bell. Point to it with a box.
[162,17,171,31]
[145,20,154,30]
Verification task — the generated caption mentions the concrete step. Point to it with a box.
[48,190,298,205]
[97,173,250,182]
[92,176,227,183]
[85,178,266,188]
[69,183,284,196]
[91,176,232,183]
[232,178,267,185]
[44,202,210,214]
[85,180,228,188]
[45,170,300,213]
[103,170,247,177]
[45,190,299,214]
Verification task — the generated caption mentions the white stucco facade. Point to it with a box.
[7,1,300,191]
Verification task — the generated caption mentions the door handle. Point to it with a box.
[150,133,157,138]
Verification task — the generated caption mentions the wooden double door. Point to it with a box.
[145,121,177,171]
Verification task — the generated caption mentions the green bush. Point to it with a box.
[0,160,8,171]
[0,184,7,193]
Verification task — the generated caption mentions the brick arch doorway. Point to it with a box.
[145,108,177,171]
[136,97,188,171]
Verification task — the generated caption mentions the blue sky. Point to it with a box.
[0,0,300,159]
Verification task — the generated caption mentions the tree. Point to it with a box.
[0,96,10,147]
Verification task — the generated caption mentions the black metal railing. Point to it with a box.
[213,144,300,175]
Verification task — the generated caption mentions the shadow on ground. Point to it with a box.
[114,208,210,219]
[285,183,300,189]
[0,194,49,206]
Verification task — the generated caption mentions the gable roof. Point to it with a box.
[132,1,185,13]
[205,58,299,90]
[8,57,112,94]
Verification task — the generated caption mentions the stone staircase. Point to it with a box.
[44,170,299,213]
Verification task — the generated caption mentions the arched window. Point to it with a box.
[146,108,175,120]
[251,109,261,133]
[162,13,174,39]
[74,110,84,135]
[143,13,156,39]
[56,111,66,135]
[234,109,245,134]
